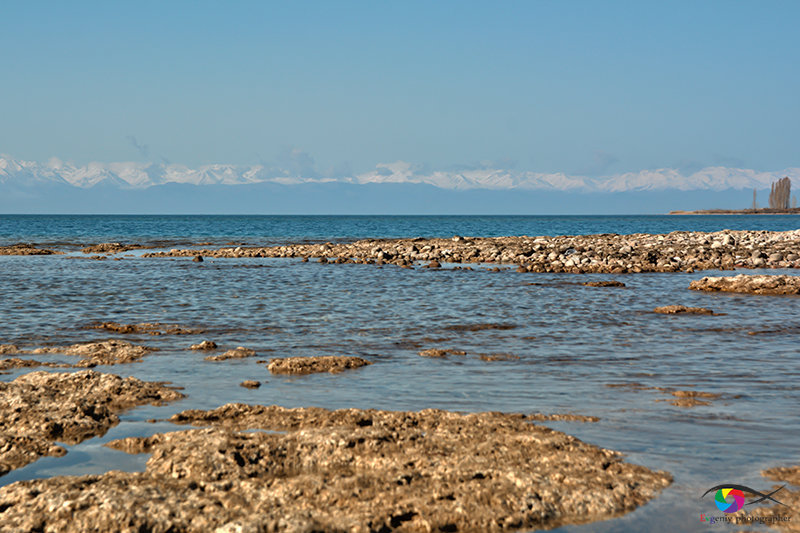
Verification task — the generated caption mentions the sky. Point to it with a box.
[1,1,799,179]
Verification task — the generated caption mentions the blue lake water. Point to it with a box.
[1,215,799,533]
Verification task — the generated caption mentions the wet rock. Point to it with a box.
[582,280,626,287]
[0,243,59,256]
[746,466,800,531]
[527,413,599,422]
[653,305,716,315]
[205,347,256,362]
[608,383,721,408]
[0,370,183,475]
[0,358,66,371]
[426,260,442,268]
[479,353,521,362]
[80,243,144,254]
[192,255,203,262]
[444,323,517,332]
[240,380,261,389]
[689,274,800,295]
[189,340,218,350]
[0,344,19,355]
[88,322,204,335]
[267,355,371,374]
[31,339,155,366]
[0,404,670,532]
[419,348,467,358]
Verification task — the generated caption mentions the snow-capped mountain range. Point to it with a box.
[1,155,797,192]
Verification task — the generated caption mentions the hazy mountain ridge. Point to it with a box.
[1,155,797,193]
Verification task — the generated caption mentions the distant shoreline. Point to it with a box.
[669,208,800,215]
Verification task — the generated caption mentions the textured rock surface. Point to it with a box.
[0,243,59,255]
[189,340,217,350]
[31,339,155,366]
[0,404,671,532]
[204,347,256,362]
[582,280,626,287]
[689,274,800,295]
[88,322,204,335]
[141,230,800,273]
[0,371,183,475]
[746,466,800,531]
[267,355,371,374]
[418,348,467,358]
[80,242,145,254]
[653,305,715,315]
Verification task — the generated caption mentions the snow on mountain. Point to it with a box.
[0,155,797,193]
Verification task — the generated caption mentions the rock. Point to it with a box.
[88,322,204,335]
[0,370,183,475]
[689,274,800,295]
[787,253,799,261]
[0,243,59,256]
[582,280,626,287]
[710,241,723,249]
[745,466,800,530]
[419,349,467,358]
[479,353,520,362]
[267,356,371,374]
[0,403,671,532]
[239,380,261,389]
[619,245,633,254]
[80,243,144,254]
[31,339,156,366]
[0,358,65,371]
[721,234,735,246]
[769,253,784,262]
[189,340,218,350]
[205,347,256,362]
[0,344,19,355]
[192,255,204,262]
[653,305,715,315]
[426,260,441,268]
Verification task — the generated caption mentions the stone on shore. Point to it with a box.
[0,243,59,256]
[0,404,670,532]
[204,347,256,362]
[653,305,715,315]
[267,355,371,374]
[0,370,183,475]
[689,274,800,295]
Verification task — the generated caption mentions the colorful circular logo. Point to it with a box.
[715,488,745,513]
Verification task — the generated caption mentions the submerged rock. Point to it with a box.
[189,340,218,350]
[443,323,517,332]
[80,243,145,254]
[267,355,371,374]
[653,305,715,315]
[0,404,670,532]
[204,347,256,361]
[239,380,261,389]
[88,322,204,335]
[746,466,800,531]
[31,339,155,366]
[0,370,183,475]
[582,280,626,287]
[419,348,467,358]
[689,274,800,295]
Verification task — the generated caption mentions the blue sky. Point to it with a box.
[2,1,798,177]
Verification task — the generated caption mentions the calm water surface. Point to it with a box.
[1,215,799,533]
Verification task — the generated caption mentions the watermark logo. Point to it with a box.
[701,483,786,514]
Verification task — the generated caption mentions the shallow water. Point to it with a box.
[1,216,799,532]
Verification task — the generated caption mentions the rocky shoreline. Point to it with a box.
[0,404,671,532]
[138,229,800,273]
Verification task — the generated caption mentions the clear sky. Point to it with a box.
[2,1,798,177]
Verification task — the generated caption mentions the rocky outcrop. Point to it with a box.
[204,347,256,362]
[80,243,145,254]
[0,403,670,532]
[0,371,183,475]
[0,243,59,255]
[418,348,467,358]
[267,356,371,374]
[689,274,800,295]
[189,340,217,350]
[745,466,800,531]
[653,305,716,315]
[140,229,800,273]
[31,339,155,366]
[88,322,204,335]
